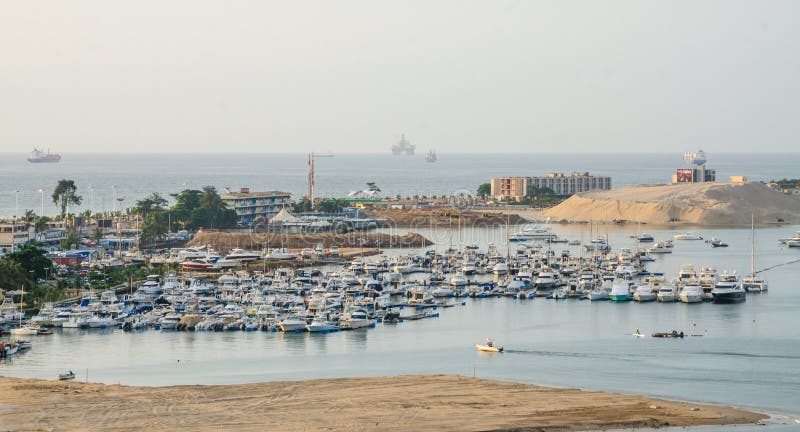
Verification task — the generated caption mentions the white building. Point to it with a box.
[0,221,33,253]
[491,172,611,200]
[220,187,292,226]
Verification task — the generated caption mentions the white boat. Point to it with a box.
[712,272,746,304]
[432,286,454,297]
[339,309,372,329]
[306,318,338,333]
[449,272,467,287]
[656,286,677,302]
[278,315,308,332]
[492,262,509,276]
[674,233,703,240]
[787,239,800,248]
[587,283,611,301]
[10,325,40,336]
[225,248,262,262]
[266,249,297,261]
[476,338,503,353]
[87,316,118,328]
[646,240,673,254]
[461,262,477,275]
[609,279,632,302]
[158,314,181,330]
[509,225,556,240]
[632,285,656,302]
[679,285,704,303]
[58,371,76,381]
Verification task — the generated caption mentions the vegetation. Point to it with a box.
[772,178,800,188]
[316,198,350,214]
[135,187,238,244]
[477,183,491,198]
[52,179,83,217]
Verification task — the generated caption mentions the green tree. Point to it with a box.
[477,183,491,197]
[52,179,83,217]
[7,243,52,281]
[0,260,31,291]
[134,193,168,215]
[92,227,104,243]
[316,199,350,214]
[292,199,313,213]
[34,215,50,233]
[140,212,170,244]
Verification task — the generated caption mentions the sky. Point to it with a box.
[1,1,798,154]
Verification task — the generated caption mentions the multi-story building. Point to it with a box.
[491,172,611,201]
[220,188,292,226]
[0,221,32,253]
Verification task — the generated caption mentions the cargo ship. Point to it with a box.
[27,148,61,163]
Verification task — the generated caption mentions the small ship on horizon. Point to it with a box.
[426,149,437,163]
[27,147,61,163]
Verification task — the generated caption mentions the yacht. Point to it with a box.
[509,225,557,241]
[674,233,703,240]
[742,277,768,293]
[306,317,338,333]
[432,286,455,297]
[587,283,611,301]
[449,272,467,287]
[679,285,704,303]
[632,285,656,302]
[461,262,477,275]
[158,313,182,330]
[656,286,677,302]
[609,279,632,302]
[712,272,746,304]
[636,233,654,242]
[266,249,297,261]
[339,309,372,329]
[278,314,308,332]
[492,262,509,276]
[647,240,673,254]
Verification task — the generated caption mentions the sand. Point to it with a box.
[0,375,765,432]
[542,182,800,226]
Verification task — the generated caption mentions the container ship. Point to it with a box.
[27,147,61,163]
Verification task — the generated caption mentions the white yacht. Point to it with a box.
[656,285,677,302]
[712,272,746,304]
[492,262,509,276]
[278,314,308,332]
[339,309,372,329]
[609,279,632,302]
[674,232,703,240]
[449,272,467,287]
[633,285,656,302]
[646,240,673,254]
[679,285,704,303]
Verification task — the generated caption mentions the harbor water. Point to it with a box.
[2,224,800,422]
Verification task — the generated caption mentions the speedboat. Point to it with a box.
[674,233,703,240]
[10,325,40,336]
[476,339,503,353]
[712,272,746,304]
[636,233,654,242]
[58,371,76,381]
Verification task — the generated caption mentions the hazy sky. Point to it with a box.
[2,1,798,153]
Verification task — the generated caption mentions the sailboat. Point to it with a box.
[742,213,768,292]
[9,288,40,336]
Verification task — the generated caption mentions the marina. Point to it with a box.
[3,223,800,419]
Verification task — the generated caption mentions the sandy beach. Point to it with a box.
[0,374,765,432]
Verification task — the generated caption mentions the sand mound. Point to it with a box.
[542,182,800,225]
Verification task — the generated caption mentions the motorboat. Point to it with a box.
[461,262,477,275]
[674,233,703,240]
[492,262,509,276]
[708,238,729,248]
[306,318,338,333]
[609,279,632,302]
[158,313,181,330]
[636,233,654,242]
[508,225,556,241]
[278,314,308,332]
[58,371,76,381]
[432,286,454,297]
[10,325,40,336]
[449,272,467,287]
[339,309,372,329]
[224,249,262,262]
[679,285,704,303]
[476,338,503,352]
[712,272,746,304]
[647,240,672,254]
[742,277,768,293]
[632,285,656,302]
[656,286,677,302]
[266,249,297,261]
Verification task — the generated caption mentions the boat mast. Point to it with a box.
[751,212,756,278]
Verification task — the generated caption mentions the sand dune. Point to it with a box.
[0,375,765,432]
[542,182,800,225]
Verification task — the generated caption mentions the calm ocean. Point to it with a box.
[1,152,799,218]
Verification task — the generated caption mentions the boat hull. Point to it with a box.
[712,291,746,304]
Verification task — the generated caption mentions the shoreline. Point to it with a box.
[0,374,767,432]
